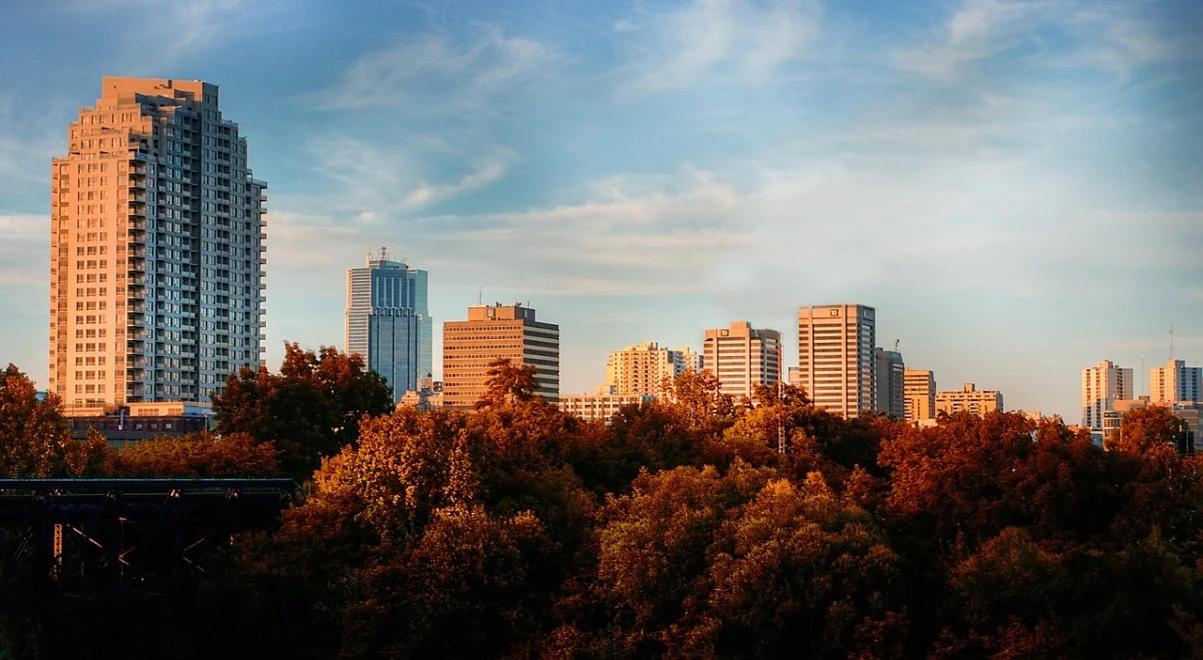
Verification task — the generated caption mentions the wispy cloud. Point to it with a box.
[616,0,821,91]
[310,28,556,112]
[894,0,1201,80]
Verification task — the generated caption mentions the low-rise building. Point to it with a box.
[935,382,1003,417]
[559,393,652,424]
[64,401,213,446]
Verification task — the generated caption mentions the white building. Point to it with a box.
[702,321,782,399]
[1149,358,1202,404]
[1081,359,1134,431]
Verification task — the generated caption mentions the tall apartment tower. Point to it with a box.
[1149,358,1202,404]
[874,348,906,417]
[604,341,700,396]
[903,369,936,422]
[442,303,559,408]
[345,249,431,403]
[1081,359,1133,430]
[50,77,266,408]
[796,305,876,418]
[702,321,782,399]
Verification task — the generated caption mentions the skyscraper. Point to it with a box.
[442,303,559,408]
[604,341,700,396]
[903,368,936,423]
[344,249,431,403]
[702,321,782,399]
[1149,358,1202,404]
[1080,359,1133,430]
[796,305,876,418]
[50,77,266,408]
[874,348,905,417]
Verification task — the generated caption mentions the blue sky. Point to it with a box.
[1,0,1200,419]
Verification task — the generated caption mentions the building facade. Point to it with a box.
[1081,359,1134,431]
[936,382,1003,417]
[559,393,652,424]
[874,348,906,417]
[796,304,876,418]
[604,341,700,396]
[50,77,266,409]
[904,368,936,423]
[345,249,431,403]
[442,303,559,408]
[1149,358,1202,404]
[702,321,782,399]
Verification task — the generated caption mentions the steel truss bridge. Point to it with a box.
[0,478,296,609]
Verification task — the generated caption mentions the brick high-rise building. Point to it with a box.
[702,321,782,399]
[796,304,876,418]
[345,248,431,403]
[50,77,266,408]
[442,303,559,408]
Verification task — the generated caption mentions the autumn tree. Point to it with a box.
[476,357,540,409]
[0,364,71,477]
[212,343,393,478]
[114,432,279,477]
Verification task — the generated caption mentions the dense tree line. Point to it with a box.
[1,351,1202,658]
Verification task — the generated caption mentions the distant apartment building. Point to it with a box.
[796,305,876,418]
[397,376,442,411]
[345,249,431,403]
[904,368,936,423]
[50,77,267,409]
[1103,397,1201,453]
[1081,359,1133,431]
[874,348,905,417]
[1149,358,1202,404]
[702,321,782,399]
[604,341,700,396]
[442,303,559,408]
[936,382,1003,417]
[559,393,652,424]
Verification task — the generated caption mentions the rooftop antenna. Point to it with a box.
[379,245,388,261]
[894,338,900,352]
[477,288,482,305]
[1170,324,1175,360]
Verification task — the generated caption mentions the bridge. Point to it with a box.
[0,478,297,608]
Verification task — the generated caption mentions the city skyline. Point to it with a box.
[2,1,1202,420]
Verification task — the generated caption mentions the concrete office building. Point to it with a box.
[50,77,266,409]
[796,305,876,418]
[904,368,936,423]
[1081,359,1134,431]
[345,249,431,403]
[936,382,1003,417]
[875,348,906,417]
[702,321,782,399]
[604,341,700,396]
[442,303,559,408]
[1149,358,1202,404]
[559,393,653,424]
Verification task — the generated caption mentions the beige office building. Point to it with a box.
[604,341,700,396]
[936,383,1003,417]
[1081,359,1133,431]
[559,393,652,424]
[796,304,876,418]
[49,77,266,409]
[702,321,782,399]
[442,303,559,408]
[1149,358,1202,404]
[904,368,936,422]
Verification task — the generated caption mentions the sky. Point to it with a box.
[0,0,1200,420]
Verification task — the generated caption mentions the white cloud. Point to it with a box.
[894,0,1200,80]
[618,0,821,91]
[311,28,556,112]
